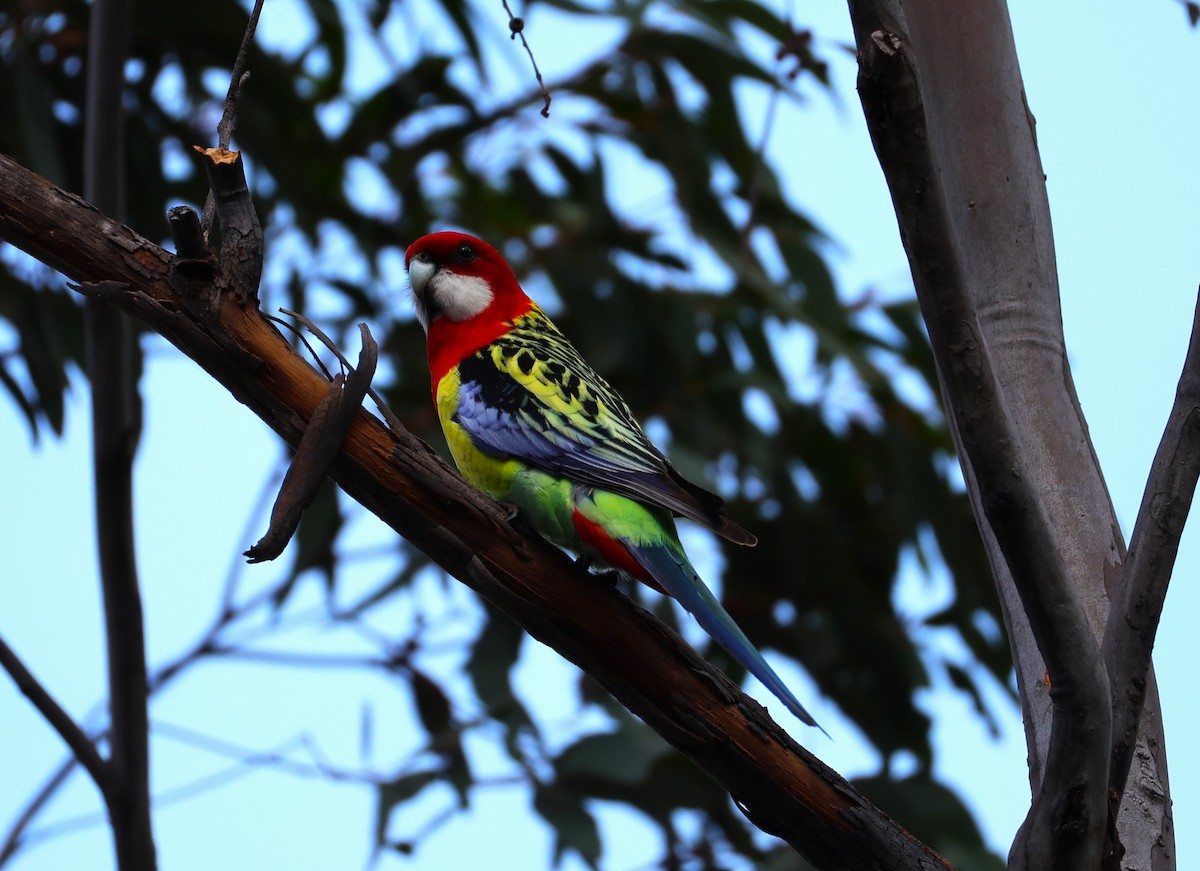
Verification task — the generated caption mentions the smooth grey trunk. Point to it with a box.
[846,1,1174,869]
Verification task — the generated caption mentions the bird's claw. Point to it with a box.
[498,500,520,521]
[573,554,621,588]
[592,568,622,588]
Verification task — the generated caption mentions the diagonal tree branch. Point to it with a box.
[1103,289,1200,820]
[0,150,952,871]
[0,537,306,868]
[0,755,79,866]
[0,637,109,794]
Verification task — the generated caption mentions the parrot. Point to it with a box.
[406,231,820,730]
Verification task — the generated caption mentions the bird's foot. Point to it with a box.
[497,500,521,521]
[574,553,621,588]
[592,569,622,588]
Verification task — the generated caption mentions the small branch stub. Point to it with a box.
[194,146,263,303]
[168,205,209,261]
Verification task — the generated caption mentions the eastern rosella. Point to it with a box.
[406,231,820,729]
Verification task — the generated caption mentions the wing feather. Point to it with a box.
[453,309,755,546]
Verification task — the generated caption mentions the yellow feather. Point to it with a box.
[436,365,522,500]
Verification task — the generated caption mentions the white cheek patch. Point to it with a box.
[431,270,494,322]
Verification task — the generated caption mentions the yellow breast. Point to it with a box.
[436,365,522,500]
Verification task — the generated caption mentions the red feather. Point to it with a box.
[571,508,668,595]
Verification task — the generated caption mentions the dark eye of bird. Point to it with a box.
[455,243,476,263]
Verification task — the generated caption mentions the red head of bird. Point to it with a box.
[405,232,534,390]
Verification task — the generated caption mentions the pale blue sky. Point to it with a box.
[1,2,1196,869]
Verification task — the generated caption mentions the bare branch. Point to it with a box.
[0,756,78,867]
[147,725,389,807]
[203,647,395,671]
[0,638,109,795]
[218,0,265,149]
[1103,289,1200,819]
[277,309,406,437]
[0,557,320,866]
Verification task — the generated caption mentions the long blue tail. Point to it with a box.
[630,543,826,734]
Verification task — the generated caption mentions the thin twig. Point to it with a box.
[10,732,383,849]
[262,312,337,381]
[278,309,406,438]
[218,0,265,147]
[0,548,408,865]
[0,755,78,867]
[204,646,395,671]
[739,82,782,258]
[500,1,551,117]
[15,720,525,853]
[151,724,389,794]
[276,309,357,374]
[0,638,109,793]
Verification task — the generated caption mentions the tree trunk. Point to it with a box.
[82,0,157,867]
[846,1,1174,868]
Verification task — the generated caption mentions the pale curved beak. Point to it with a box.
[408,258,437,331]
